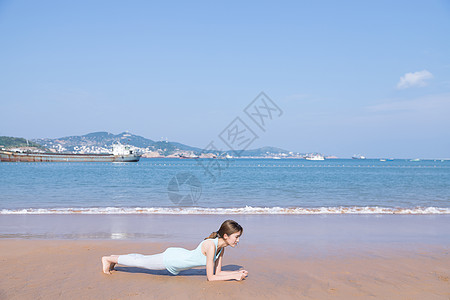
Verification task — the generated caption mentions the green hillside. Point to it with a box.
[0,136,44,149]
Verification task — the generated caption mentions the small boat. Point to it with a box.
[305,154,325,161]
[380,158,394,162]
[410,158,421,162]
[179,154,199,159]
[352,154,366,159]
[216,154,233,159]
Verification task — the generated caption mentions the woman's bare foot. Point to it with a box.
[102,256,112,274]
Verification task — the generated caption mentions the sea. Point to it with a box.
[1,158,449,214]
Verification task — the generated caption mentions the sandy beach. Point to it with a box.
[0,215,449,299]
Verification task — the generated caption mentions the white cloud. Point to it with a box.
[396,70,433,89]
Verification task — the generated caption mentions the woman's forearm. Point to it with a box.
[216,270,240,276]
[207,272,239,281]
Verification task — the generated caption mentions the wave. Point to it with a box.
[1,206,449,215]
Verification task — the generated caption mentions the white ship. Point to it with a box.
[0,142,140,162]
[305,154,325,161]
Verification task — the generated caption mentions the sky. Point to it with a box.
[0,0,449,158]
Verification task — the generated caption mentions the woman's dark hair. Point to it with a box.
[204,220,243,240]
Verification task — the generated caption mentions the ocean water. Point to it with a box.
[1,158,449,214]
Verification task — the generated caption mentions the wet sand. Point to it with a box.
[0,215,449,299]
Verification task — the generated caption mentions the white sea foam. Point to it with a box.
[1,206,449,215]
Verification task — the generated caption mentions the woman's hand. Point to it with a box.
[235,270,248,281]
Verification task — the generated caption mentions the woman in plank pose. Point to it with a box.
[102,220,248,281]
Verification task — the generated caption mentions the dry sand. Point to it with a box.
[0,239,449,300]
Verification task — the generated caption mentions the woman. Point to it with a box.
[102,220,248,281]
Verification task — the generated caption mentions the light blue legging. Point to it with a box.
[118,253,166,270]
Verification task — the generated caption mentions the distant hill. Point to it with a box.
[0,136,44,149]
[4,131,305,157]
[34,131,155,150]
[230,146,292,157]
[32,132,205,154]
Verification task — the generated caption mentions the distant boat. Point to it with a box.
[273,157,281,160]
[410,158,421,162]
[352,154,366,159]
[216,154,232,159]
[380,158,394,162]
[305,154,325,161]
[179,154,199,159]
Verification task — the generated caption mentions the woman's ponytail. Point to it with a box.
[204,231,219,240]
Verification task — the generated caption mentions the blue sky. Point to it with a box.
[0,0,449,158]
